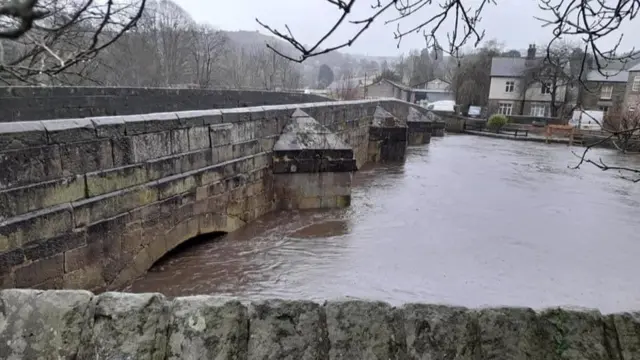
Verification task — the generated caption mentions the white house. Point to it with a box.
[487,45,568,117]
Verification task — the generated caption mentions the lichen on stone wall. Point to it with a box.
[2,289,640,360]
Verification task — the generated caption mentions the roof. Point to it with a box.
[629,62,640,72]
[586,69,628,82]
[490,57,531,77]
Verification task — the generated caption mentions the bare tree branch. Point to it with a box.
[0,0,146,84]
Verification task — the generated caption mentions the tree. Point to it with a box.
[257,0,636,75]
[188,25,228,88]
[519,41,583,117]
[330,67,360,100]
[0,0,146,84]
[447,41,500,112]
[408,49,434,86]
[375,68,402,83]
[502,50,521,58]
[317,64,334,89]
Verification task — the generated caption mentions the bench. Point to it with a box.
[498,126,529,137]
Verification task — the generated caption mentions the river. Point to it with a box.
[125,135,640,313]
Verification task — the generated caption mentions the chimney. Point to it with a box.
[527,44,536,60]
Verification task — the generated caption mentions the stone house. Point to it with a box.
[623,63,640,111]
[411,79,455,103]
[365,78,414,102]
[580,69,628,115]
[487,45,569,117]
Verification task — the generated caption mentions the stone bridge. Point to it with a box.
[0,88,442,291]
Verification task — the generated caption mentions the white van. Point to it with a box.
[426,100,456,113]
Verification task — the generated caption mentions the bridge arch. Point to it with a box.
[110,213,246,290]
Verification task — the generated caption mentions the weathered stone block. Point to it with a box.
[477,307,556,360]
[43,118,96,143]
[72,185,158,227]
[0,289,94,360]
[81,292,169,360]
[0,203,73,253]
[539,308,610,360]
[23,228,86,261]
[60,138,114,175]
[14,253,65,287]
[325,301,407,360]
[0,248,25,273]
[0,175,85,218]
[111,136,135,166]
[64,242,103,273]
[608,312,640,359]
[233,139,262,159]
[167,297,249,360]
[402,304,477,359]
[210,123,233,146]
[124,112,180,135]
[0,121,48,150]
[63,264,105,289]
[86,163,148,197]
[188,125,211,150]
[0,145,63,190]
[248,300,329,360]
[92,115,126,137]
[131,131,172,162]
[171,128,190,154]
[174,110,207,128]
[153,172,198,200]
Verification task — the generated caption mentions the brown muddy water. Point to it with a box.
[125,135,640,313]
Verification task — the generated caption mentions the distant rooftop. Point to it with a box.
[586,69,628,82]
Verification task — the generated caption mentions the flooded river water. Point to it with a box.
[126,135,640,313]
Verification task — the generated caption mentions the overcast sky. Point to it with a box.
[174,0,639,57]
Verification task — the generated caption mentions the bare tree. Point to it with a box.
[256,0,637,75]
[448,41,499,111]
[189,24,227,88]
[601,101,640,154]
[331,68,360,100]
[0,0,146,84]
[519,41,583,117]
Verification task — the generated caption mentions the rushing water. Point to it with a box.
[126,135,640,313]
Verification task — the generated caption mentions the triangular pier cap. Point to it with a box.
[373,106,406,127]
[274,109,351,151]
[408,107,432,122]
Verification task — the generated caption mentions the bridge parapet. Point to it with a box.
[1,289,638,360]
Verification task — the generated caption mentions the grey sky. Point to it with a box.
[175,0,638,57]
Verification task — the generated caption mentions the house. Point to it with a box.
[326,75,377,99]
[580,69,628,115]
[624,63,640,111]
[487,45,569,117]
[365,78,414,102]
[411,79,455,103]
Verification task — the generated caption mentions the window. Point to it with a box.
[541,83,551,94]
[600,85,613,99]
[599,106,609,114]
[505,81,515,93]
[633,76,640,92]
[530,104,546,117]
[498,102,513,115]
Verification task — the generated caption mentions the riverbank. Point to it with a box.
[2,289,639,359]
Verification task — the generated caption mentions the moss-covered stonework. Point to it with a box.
[2,289,640,360]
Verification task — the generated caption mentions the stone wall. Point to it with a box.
[0,87,331,122]
[2,289,640,360]
[0,98,422,291]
